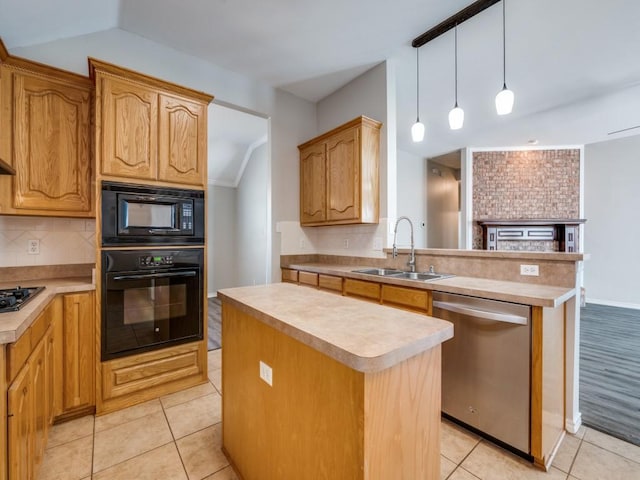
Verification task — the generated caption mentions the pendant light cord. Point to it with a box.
[502,0,506,88]
[416,47,420,121]
[454,23,459,106]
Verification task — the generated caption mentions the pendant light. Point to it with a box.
[411,47,425,142]
[495,0,514,115]
[448,23,464,130]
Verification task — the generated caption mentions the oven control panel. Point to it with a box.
[139,255,174,267]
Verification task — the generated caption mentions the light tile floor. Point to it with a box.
[38,349,640,480]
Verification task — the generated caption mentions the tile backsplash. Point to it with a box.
[278,220,389,259]
[0,216,95,267]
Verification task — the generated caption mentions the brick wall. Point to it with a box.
[472,149,581,250]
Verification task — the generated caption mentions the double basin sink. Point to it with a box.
[352,268,453,282]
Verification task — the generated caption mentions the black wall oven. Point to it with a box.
[102,181,205,246]
[101,248,204,361]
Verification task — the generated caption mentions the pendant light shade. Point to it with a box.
[496,0,514,115]
[411,47,425,142]
[411,121,425,142]
[449,23,464,130]
[495,85,514,115]
[448,104,464,130]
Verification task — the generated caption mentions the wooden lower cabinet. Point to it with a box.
[6,322,56,480]
[318,274,343,293]
[381,284,431,314]
[7,362,31,480]
[298,271,318,287]
[343,278,380,302]
[62,292,95,415]
[281,268,298,283]
[99,341,207,415]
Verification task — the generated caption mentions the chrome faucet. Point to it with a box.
[392,216,416,272]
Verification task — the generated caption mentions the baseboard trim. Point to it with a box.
[566,412,582,435]
[585,298,640,310]
[207,292,218,299]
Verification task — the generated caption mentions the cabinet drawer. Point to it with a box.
[318,274,343,293]
[30,302,52,348]
[102,342,203,401]
[281,269,299,283]
[298,271,318,287]
[382,285,430,313]
[7,328,32,384]
[344,279,380,301]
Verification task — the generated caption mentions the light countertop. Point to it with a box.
[0,277,94,344]
[218,283,453,373]
[286,263,575,307]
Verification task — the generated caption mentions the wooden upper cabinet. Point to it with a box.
[100,76,158,181]
[299,142,326,224]
[90,58,213,187]
[158,94,207,186]
[0,49,93,217]
[298,116,381,226]
[326,126,359,222]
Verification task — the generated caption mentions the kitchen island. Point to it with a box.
[218,283,453,480]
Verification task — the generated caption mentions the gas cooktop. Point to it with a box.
[0,286,45,313]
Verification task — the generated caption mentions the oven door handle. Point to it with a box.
[112,271,198,281]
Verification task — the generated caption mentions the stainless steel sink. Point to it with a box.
[352,268,453,282]
[390,272,453,281]
[352,268,406,276]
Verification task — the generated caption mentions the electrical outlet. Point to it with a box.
[259,361,273,386]
[373,237,383,251]
[27,239,40,255]
[343,238,349,249]
[520,264,539,276]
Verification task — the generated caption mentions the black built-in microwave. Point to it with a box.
[101,181,205,246]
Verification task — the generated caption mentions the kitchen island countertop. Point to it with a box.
[218,282,453,373]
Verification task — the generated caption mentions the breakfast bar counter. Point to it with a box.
[218,283,453,480]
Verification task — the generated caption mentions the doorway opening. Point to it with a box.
[207,102,270,350]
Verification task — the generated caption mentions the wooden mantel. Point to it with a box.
[477,219,586,252]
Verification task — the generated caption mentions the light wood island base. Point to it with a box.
[219,284,452,480]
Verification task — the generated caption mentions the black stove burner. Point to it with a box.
[0,286,45,313]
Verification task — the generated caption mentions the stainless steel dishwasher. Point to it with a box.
[433,291,531,455]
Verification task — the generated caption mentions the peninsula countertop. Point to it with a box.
[284,263,575,307]
[0,277,94,344]
[218,282,453,373]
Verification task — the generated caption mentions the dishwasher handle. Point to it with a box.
[433,300,528,325]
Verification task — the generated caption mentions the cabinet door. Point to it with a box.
[30,340,47,475]
[100,76,158,180]
[63,292,95,412]
[299,142,326,224]
[326,126,360,222]
[8,364,32,480]
[12,71,91,213]
[158,94,207,186]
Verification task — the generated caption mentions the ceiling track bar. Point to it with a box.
[411,0,501,48]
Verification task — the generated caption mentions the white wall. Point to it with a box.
[12,28,317,281]
[396,150,427,248]
[207,185,237,296]
[298,61,394,258]
[584,134,640,308]
[237,142,268,286]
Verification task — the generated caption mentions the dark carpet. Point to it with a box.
[580,303,640,446]
[208,297,222,351]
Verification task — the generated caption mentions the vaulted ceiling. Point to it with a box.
[2,0,640,161]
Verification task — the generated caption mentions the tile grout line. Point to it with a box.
[445,438,484,479]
